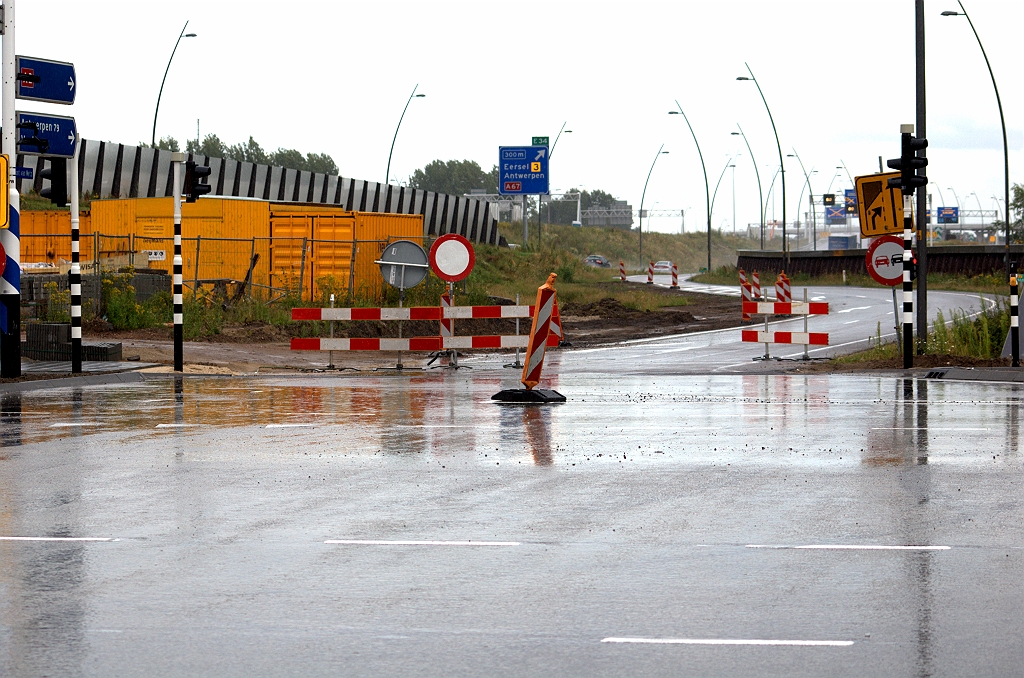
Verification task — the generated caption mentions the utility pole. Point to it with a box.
[0,0,20,377]
[915,0,928,351]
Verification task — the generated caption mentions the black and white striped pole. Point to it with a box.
[70,136,82,373]
[1011,272,1019,368]
[171,152,184,372]
[902,192,914,370]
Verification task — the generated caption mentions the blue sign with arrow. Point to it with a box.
[16,111,77,158]
[15,55,76,105]
[498,146,549,195]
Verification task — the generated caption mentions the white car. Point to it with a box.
[653,261,673,273]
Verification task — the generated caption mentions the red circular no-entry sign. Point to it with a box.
[429,234,475,282]
[865,234,908,287]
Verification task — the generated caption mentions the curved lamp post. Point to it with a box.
[930,182,947,208]
[787,149,817,250]
[731,126,764,248]
[710,157,734,229]
[639,145,669,267]
[549,121,573,158]
[152,22,197,147]
[738,64,786,265]
[943,3,1011,272]
[670,101,711,272]
[386,84,426,185]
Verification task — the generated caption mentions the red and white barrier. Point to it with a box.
[775,272,792,303]
[619,260,626,282]
[742,302,829,315]
[292,335,532,352]
[292,305,534,321]
[646,262,654,284]
[741,331,829,346]
[739,269,751,321]
[440,292,453,337]
[522,273,558,389]
[752,270,761,301]
[670,262,679,289]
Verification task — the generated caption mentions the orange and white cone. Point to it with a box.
[619,260,626,282]
[646,262,654,284]
[741,282,753,321]
[548,297,564,346]
[752,270,761,301]
[775,272,791,303]
[522,273,558,390]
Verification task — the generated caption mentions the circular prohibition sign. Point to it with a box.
[429,234,475,282]
[865,234,910,287]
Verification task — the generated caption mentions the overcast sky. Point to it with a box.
[15,0,1023,233]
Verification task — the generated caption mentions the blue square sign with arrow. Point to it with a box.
[16,111,77,158]
[498,146,549,195]
[16,56,76,105]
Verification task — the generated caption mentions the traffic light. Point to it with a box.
[886,132,928,191]
[184,160,212,203]
[823,193,835,206]
[39,158,67,207]
[908,251,918,282]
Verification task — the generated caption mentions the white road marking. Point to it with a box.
[601,637,854,647]
[837,306,872,313]
[746,544,950,551]
[50,422,101,427]
[325,540,520,546]
[0,537,118,542]
[156,423,198,428]
[843,320,858,324]
[266,423,314,428]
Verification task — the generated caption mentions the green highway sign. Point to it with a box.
[532,136,549,146]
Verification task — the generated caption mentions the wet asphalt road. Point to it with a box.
[1,372,1021,677]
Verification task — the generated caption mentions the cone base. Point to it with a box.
[491,388,566,403]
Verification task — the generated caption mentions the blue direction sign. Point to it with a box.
[937,206,959,224]
[16,56,76,105]
[16,111,77,157]
[498,146,549,195]
[14,167,33,180]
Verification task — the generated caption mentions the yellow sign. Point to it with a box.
[530,161,541,172]
[856,172,903,237]
[0,155,8,229]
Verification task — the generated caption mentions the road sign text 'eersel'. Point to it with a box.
[498,146,549,195]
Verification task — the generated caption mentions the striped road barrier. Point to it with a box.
[619,260,626,282]
[292,305,534,321]
[742,302,829,315]
[292,336,530,352]
[742,331,829,346]
[742,288,829,359]
[752,270,761,301]
[670,262,679,289]
[646,261,654,284]
[774,272,792,303]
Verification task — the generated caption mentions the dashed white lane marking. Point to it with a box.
[746,544,950,551]
[325,540,520,546]
[837,306,872,313]
[0,537,118,542]
[156,423,198,428]
[50,422,101,427]
[266,423,314,428]
[601,637,854,647]
[872,427,988,431]
[843,320,858,324]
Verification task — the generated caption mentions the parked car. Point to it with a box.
[653,260,673,273]
[584,255,611,268]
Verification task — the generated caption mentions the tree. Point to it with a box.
[186,133,228,158]
[540,188,621,225]
[409,159,497,195]
[993,183,1024,244]
[138,136,180,152]
[305,152,338,175]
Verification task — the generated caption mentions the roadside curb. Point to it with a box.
[0,371,145,393]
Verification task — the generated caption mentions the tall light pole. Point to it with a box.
[152,22,197,148]
[738,63,786,266]
[787,149,816,251]
[930,182,947,207]
[710,157,734,232]
[638,145,669,267]
[731,162,737,234]
[549,121,572,157]
[670,101,711,272]
[386,84,426,185]
[731,126,764,248]
[942,3,1011,273]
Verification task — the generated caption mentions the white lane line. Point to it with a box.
[871,427,988,431]
[837,306,872,313]
[747,544,950,551]
[49,422,102,427]
[843,320,858,324]
[325,540,520,546]
[0,537,118,542]
[266,423,314,428]
[156,423,198,428]
[601,637,854,647]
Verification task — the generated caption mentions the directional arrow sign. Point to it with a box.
[498,146,549,195]
[16,111,77,158]
[15,56,76,105]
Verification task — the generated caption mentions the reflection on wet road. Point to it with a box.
[0,373,1021,677]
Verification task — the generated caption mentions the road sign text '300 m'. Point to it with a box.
[498,146,549,195]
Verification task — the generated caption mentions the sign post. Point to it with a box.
[171,153,184,372]
[1,1,21,377]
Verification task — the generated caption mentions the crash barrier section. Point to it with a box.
[290,303,560,353]
[619,260,626,282]
[671,262,679,289]
[646,261,654,284]
[741,291,829,360]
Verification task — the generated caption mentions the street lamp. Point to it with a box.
[638,145,669,267]
[669,101,711,273]
[787,149,817,250]
[152,21,197,148]
[385,84,426,185]
[710,156,734,234]
[549,122,573,158]
[731,126,764,248]
[942,3,1011,270]
[930,182,947,208]
[738,63,786,266]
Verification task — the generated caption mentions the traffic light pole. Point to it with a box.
[915,0,928,352]
[903,193,914,370]
[0,0,21,378]
[172,152,183,372]
[70,136,81,373]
